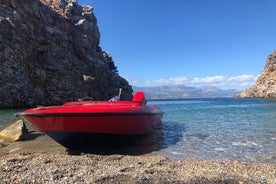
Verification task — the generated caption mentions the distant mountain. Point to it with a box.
[133,85,241,99]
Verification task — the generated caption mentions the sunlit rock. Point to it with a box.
[0,120,29,142]
[0,0,133,108]
[235,51,276,98]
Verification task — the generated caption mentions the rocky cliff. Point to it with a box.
[235,51,276,98]
[0,0,133,108]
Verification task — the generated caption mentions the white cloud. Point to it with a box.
[123,76,140,86]
[145,74,257,89]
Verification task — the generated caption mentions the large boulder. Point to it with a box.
[235,51,276,98]
[0,120,29,142]
[0,0,133,108]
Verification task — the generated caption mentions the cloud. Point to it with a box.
[123,76,140,86]
[145,74,257,89]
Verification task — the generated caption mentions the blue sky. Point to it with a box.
[78,0,276,89]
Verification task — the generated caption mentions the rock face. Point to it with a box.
[235,51,276,98]
[0,120,28,142]
[0,0,132,108]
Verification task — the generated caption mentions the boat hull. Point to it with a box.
[16,92,163,149]
[22,110,163,135]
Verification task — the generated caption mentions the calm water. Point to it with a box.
[153,98,276,163]
[1,98,276,163]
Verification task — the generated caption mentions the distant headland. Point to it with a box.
[235,50,276,98]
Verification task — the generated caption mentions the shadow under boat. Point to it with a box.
[45,120,185,156]
[0,121,185,156]
[45,125,164,155]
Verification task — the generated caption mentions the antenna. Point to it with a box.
[118,88,122,100]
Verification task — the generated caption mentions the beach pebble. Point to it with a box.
[0,153,275,183]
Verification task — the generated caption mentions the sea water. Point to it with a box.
[151,98,276,163]
[0,98,275,163]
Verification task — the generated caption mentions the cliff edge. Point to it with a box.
[235,51,276,98]
[0,0,133,108]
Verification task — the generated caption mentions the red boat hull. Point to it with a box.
[21,106,163,135]
[17,92,163,135]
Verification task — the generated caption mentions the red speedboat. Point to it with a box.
[16,92,163,136]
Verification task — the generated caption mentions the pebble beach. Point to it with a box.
[0,127,275,183]
[0,148,275,183]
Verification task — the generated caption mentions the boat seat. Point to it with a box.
[132,91,147,106]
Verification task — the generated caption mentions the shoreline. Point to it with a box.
[0,151,275,183]
[0,119,275,183]
[0,134,275,183]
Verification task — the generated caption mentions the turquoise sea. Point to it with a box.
[0,98,276,163]
[153,98,276,163]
